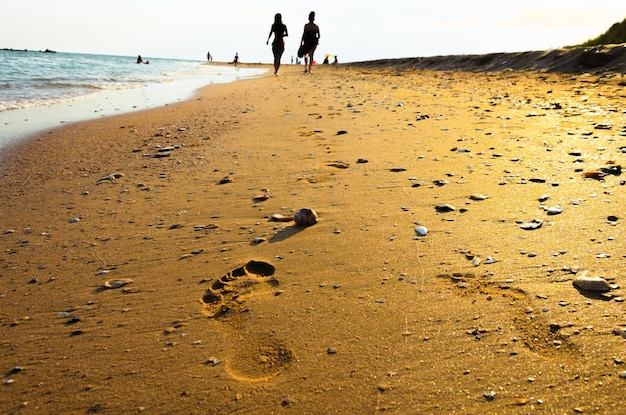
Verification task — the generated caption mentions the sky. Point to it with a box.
[3,1,626,63]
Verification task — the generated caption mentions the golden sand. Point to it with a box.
[1,61,625,414]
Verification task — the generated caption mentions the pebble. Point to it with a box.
[469,194,488,201]
[519,219,543,230]
[613,327,626,339]
[482,391,496,401]
[414,226,428,236]
[573,274,612,292]
[103,278,133,289]
[435,204,456,213]
[542,206,563,215]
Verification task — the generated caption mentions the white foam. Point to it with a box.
[0,68,266,150]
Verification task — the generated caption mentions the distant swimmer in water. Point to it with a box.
[137,55,143,64]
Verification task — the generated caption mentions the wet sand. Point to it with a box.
[1,57,625,414]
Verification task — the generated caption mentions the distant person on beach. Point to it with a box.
[299,11,320,74]
[207,51,213,62]
[266,13,288,76]
[137,55,143,64]
[333,55,338,65]
[323,56,329,65]
[233,53,239,69]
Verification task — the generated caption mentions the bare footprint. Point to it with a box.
[200,260,294,382]
[223,333,294,382]
[200,260,278,318]
[437,272,579,359]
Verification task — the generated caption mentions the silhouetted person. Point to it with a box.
[267,13,288,75]
[137,55,143,64]
[300,11,320,74]
[233,53,239,69]
[207,51,213,62]
[323,56,329,65]
[333,55,338,65]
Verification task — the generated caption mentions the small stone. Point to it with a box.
[469,194,488,201]
[520,219,543,230]
[543,206,563,215]
[414,226,428,236]
[483,391,496,401]
[103,278,133,289]
[435,204,456,213]
[613,327,626,339]
[573,274,612,292]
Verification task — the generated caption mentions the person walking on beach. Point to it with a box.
[267,13,288,76]
[299,11,320,74]
[232,53,239,69]
[207,51,213,62]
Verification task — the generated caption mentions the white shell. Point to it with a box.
[294,208,318,227]
[414,226,428,236]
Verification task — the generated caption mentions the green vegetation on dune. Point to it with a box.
[578,17,626,47]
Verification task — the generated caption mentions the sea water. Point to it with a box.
[0,50,265,148]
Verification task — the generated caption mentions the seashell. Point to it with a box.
[294,208,318,227]
[414,226,428,236]
[103,278,133,289]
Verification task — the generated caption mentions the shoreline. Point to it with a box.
[0,62,625,414]
[0,64,269,151]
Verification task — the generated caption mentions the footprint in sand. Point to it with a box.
[200,260,279,318]
[437,272,579,359]
[200,260,294,381]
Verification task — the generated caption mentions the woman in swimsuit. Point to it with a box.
[300,11,320,74]
[267,13,288,76]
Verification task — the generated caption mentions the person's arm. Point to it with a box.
[267,27,273,45]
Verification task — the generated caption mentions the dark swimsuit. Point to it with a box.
[302,29,319,55]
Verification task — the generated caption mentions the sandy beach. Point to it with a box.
[1,51,626,414]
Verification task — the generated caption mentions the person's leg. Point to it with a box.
[308,48,316,73]
[275,44,284,75]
